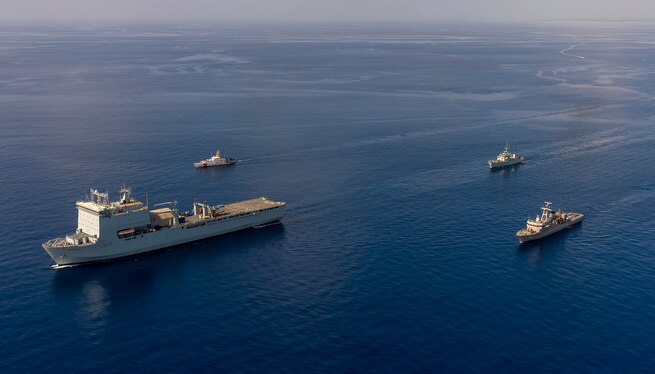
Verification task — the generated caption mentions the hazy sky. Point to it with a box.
[2,0,655,22]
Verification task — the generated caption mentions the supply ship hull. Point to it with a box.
[43,189,285,266]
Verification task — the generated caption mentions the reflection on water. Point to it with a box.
[517,224,582,265]
[194,163,239,178]
[51,224,286,301]
[79,280,111,332]
[49,223,286,338]
[489,162,522,176]
[52,263,155,334]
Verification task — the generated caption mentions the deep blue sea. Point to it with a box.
[1,21,655,372]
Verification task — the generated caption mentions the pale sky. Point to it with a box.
[2,0,655,22]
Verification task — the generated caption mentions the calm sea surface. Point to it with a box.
[1,22,654,372]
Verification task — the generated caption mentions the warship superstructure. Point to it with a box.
[42,186,285,266]
[516,202,583,243]
[194,149,237,168]
[488,143,524,169]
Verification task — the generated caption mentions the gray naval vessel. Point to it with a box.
[42,186,286,266]
[516,202,584,243]
[488,143,524,169]
[194,149,237,168]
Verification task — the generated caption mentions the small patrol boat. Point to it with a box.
[194,149,237,168]
[516,201,584,243]
[488,143,524,169]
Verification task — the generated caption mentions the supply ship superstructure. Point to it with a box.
[516,202,583,243]
[42,186,285,266]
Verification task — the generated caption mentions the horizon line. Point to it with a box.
[2,18,655,25]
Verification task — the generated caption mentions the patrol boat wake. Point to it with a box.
[42,186,285,265]
[516,201,583,243]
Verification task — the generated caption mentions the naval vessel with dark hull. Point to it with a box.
[516,202,583,243]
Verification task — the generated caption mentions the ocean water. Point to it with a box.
[1,22,655,372]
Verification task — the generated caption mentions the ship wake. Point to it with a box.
[50,264,81,270]
[254,221,281,229]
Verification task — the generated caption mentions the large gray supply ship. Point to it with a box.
[516,202,583,243]
[43,186,286,266]
[488,143,524,169]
